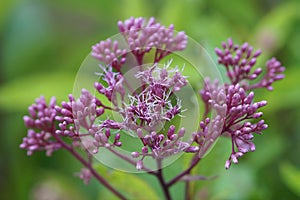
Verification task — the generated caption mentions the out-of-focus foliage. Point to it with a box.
[1,0,299,199]
[94,164,160,200]
[280,162,300,197]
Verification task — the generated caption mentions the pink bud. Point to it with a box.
[137,128,143,138]
[225,160,231,170]
[131,152,140,158]
[177,128,185,138]
[136,160,143,170]
[142,146,148,154]
[231,154,238,164]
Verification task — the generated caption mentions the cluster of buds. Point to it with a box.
[215,38,285,90]
[20,17,285,198]
[215,38,262,84]
[91,39,127,71]
[199,80,271,168]
[93,130,122,154]
[77,168,92,185]
[92,17,188,71]
[223,84,268,168]
[21,97,61,156]
[118,17,187,63]
[131,126,198,170]
[252,57,285,90]
[55,89,105,137]
[94,66,125,106]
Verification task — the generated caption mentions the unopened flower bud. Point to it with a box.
[131,152,140,158]
[136,160,143,170]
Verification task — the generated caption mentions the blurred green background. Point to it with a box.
[1,0,300,199]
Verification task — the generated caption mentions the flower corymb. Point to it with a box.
[20,17,285,200]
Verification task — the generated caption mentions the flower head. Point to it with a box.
[91,39,127,71]
[131,126,195,165]
[255,57,285,90]
[136,60,188,93]
[215,38,262,85]
[122,62,186,129]
[77,168,92,184]
[215,38,285,91]
[200,79,269,169]
[20,17,285,190]
[20,96,61,156]
[94,66,125,106]
[55,89,105,137]
[118,17,187,62]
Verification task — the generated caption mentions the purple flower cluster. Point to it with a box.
[136,61,188,93]
[253,57,285,90]
[20,17,285,197]
[131,126,197,170]
[94,66,125,106]
[91,17,188,71]
[196,38,285,169]
[118,17,187,63]
[122,62,186,129]
[215,38,262,84]
[92,39,127,71]
[223,84,268,168]
[20,89,109,156]
[77,168,92,185]
[199,79,270,168]
[55,89,105,136]
[215,38,285,90]
[21,16,189,163]
[21,97,61,156]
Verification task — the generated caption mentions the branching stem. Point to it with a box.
[51,133,127,200]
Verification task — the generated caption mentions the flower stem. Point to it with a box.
[52,134,127,200]
[167,154,201,187]
[202,102,210,121]
[184,181,191,200]
[107,147,155,174]
[156,159,172,200]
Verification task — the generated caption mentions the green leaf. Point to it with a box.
[191,137,231,198]
[32,170,87,200]
[94,164,160,200]
[279,162,300,197]
[0,72,74,112]
[246,127,286,170]
[210,165,255,200]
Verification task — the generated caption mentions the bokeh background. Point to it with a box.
[1,0,300,199]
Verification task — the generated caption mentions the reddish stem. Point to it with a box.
[51,133,127,200]
[155,159,172,200]
[107,147,155,174]
[167,154,201,187]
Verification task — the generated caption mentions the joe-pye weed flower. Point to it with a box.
[20,17,284,200]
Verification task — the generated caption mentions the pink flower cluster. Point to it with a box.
[215,38,285,90]
[20,17,285,197]
[118,17,187,63]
